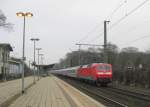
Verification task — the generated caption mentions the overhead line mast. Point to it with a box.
[104,20,110,63]
[76,20,110,64]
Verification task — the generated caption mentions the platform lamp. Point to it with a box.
[30,38,40,83]
[16,12,33,94]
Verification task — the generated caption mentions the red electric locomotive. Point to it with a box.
[52,63,112,86]
[77,63,112,86]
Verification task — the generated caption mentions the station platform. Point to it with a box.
[0,76,34,107]
[8,75,105,107]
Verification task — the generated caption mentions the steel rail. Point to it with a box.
[71,82,128,107]
[107,87,150,102]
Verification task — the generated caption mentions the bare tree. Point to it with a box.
[0,10,13,30]
[121,47,139,53]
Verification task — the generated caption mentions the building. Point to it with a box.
[0,43,13,80]
[8,59,23,78]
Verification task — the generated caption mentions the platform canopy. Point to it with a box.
[34,63,56,71]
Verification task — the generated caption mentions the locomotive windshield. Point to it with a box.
[105,66,111,70]
[97,66,104,70]
[97,65,111,71]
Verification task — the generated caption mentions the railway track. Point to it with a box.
[107,86,150,102]
[58,76,127,107]
[58,76,150,107]
[76,84,128,107]
[96,86,150,107]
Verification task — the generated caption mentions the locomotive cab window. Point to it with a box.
[97,65,111,71]
[97,66,104,70]
[105,66,111,70]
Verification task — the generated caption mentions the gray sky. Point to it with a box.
[0,0,150,64]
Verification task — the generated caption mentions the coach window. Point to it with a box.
[80,65,83,68]
[87,64,92,68]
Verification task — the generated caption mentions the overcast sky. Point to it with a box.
[0,0,150,64]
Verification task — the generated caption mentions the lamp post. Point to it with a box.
[39,54,44,76]
[36,48,42,80]
[16,12,33,94]
[30,38,39,83]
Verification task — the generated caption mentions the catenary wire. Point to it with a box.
[78,0,126,43]
[120,34,150,46]
[109,0,149,30]
[87,0,149,43]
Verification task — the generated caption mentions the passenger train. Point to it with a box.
[52,63,112,86]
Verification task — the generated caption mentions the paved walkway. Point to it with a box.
[0,76,35,106]
[9,75,105,107]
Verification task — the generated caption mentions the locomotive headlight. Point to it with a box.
[97,72,104,75]
[97,72,112,75]
[105,72,112,75]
